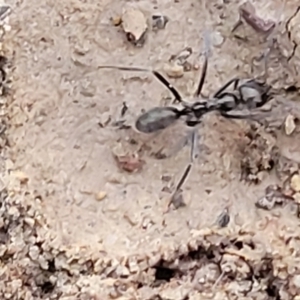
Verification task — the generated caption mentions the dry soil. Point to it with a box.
[2,0,300,299]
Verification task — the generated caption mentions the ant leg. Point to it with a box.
[152,70,183,103]
[261,4,285,81]
[220,110,250,119]
[190,128,199,161]
[154,130,193,159]
[194,54,208,97]
[213,78,240,98]
[167,129,198,210]
[220,110,269,127]
[260,42,275,83]
[174,163,192,196]
[97,65,183,102]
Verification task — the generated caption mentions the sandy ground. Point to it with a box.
[2,0,300,299]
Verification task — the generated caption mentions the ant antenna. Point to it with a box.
[261,2,285,82]
[195,55,208,97]
[97,65,183,102]
[195,29,211,97]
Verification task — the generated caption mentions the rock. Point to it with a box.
[212,31,224,47]
[291,174,300,192]
[284,114,296,135]
[163,63,184,78]
[121,7,148,47]
[95,191,107,201]
[111,15,122,26]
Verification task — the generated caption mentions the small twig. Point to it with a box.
[120,102,128,117]
[212,270,226,290]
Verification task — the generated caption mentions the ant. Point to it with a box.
[98,44,272,208]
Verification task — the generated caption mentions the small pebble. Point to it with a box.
[193,63,200,70]
[121,7,148,47]
[291,174,300,192]
[284,114,296,135]
[212,31,224,47]
[111,15,122,26]
[12,171,29,184]
[95,191,107,201]
[164,63,184,78]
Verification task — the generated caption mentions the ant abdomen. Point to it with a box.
[135,107,181,133]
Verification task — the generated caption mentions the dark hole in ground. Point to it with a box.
[137,282,143,289]
[35,241,43,247]
[0,227,8,244]
[48,259,56,273]
[285,85,298,93]
[234,240,244,250]
[266,283,280,300]
[40,281,55,294]
[231,239,255,250]
[1,249,13,262]
[154,265,176,281]
[188,250,202,260]
[268,158,276,170]
[188,246,215,260]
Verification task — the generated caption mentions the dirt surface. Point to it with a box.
[2,0,300,299]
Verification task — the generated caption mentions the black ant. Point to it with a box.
[98,46,272,208]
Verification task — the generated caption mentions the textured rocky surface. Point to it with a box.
[1,0,300,299]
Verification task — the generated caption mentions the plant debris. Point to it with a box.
[216,208,230,228]
[163,46,194,77]
[169,47,193,72]
[121,7,148,47]
[240,126,278,183]
[232,1,276,34]
[111,119,131,130]
[152,14,169,31]
[120,102,128,117]
[275,155,300,183]
[98,113,111,128]
[255,184,293,210]
[113,152,145,173]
